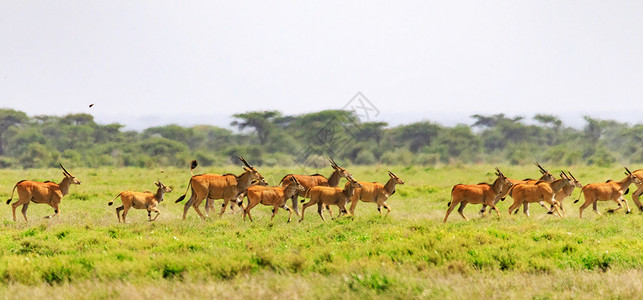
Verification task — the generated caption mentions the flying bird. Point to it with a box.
[89,104,94,108]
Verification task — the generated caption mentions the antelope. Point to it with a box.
[506,174,574,217]
[629,169,643,211]
[108,181,171,222]
[481,162,555,215]
[243,176,305,222]
[443,168,512,223]
[574,167,641,218]
[6,164,81,222]
[544,171,583,214]
[186,160,243,214]
[299,178,363,222]
[347,171,405,217]
[278,158,353,216]
[175,156,265,220]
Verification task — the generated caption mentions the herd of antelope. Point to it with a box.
[443,163,643,222]
[4,157,405,223]
[4,159,643,224]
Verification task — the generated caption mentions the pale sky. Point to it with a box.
[1,1,642,130]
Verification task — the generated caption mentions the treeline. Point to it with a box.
[0,108,641,168]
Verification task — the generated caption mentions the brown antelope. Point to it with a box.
[544,171,583,214]
[574,167,641,218]
[108,181,172,222]
[443,168,512,223]
[481,162,555,215]
[629,169,643,211]
[243,176,305,222]
[347,171,405,217]
[299,178,363,222]
[506,174,575,217]
[175,156,265,220]
[6,164,81,222]
[278,158,353,216]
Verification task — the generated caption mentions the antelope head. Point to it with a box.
[60,164,81,185]
[347,177,363,189]
[288,175,305,192]
[155,181,172,193]
[535,162,555,181]
[625,167,642,185]
[329,157,354,181]
[564,171,583,188]
[238,156,265,182]
[388,171,405,185]
[495,167,512,188]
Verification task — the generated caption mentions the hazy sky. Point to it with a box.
[1,1,642,130]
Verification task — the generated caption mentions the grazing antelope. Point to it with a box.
[278,158,353,216]
[299,178,363,222]
[348,171,405,217]
[629,169,643,211]
[443,168,512,223]
[6,164,81,222]
[243,176,305,222]
[506,174,575,217]
[574,167,641,218]
[108,181,171,222]
[175,156,265,220]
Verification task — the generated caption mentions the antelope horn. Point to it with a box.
[329,157,339,168]
[60,164,71,176]
[560,171,569,179]
[568,171,578,181]
[238,156,252,168]
[534,162,547,174]
[625,167,632,175]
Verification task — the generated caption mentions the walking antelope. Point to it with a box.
[628,169,643,211]
[347,171,405,217]
[175,156,265,220]
[6,164,81,222]
[299,178,363,222]
[443,168,512,223]
[278,158,353,216]
[506,174,575,217]
[243,176,305,222]
[108,181,171,222]
[574,167,641,218]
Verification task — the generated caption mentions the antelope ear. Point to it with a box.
[62,172,68,177]
[243,166,250,172]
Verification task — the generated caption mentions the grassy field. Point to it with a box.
[0,164,642,299]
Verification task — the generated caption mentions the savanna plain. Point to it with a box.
[0,164,641,299]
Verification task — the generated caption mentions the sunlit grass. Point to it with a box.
[0,164,641,298]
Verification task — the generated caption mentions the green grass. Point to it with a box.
[0,164,641,299]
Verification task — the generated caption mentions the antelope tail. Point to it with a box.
[108,193,122,206]
[6,182,21,205]
[573,188,583,204]
[301,187,314,203]
[175,179,193,203]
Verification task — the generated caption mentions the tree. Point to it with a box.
[231,111,283,145]
[0,109,28,155]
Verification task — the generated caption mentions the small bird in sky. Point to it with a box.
[89,103,94,108]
